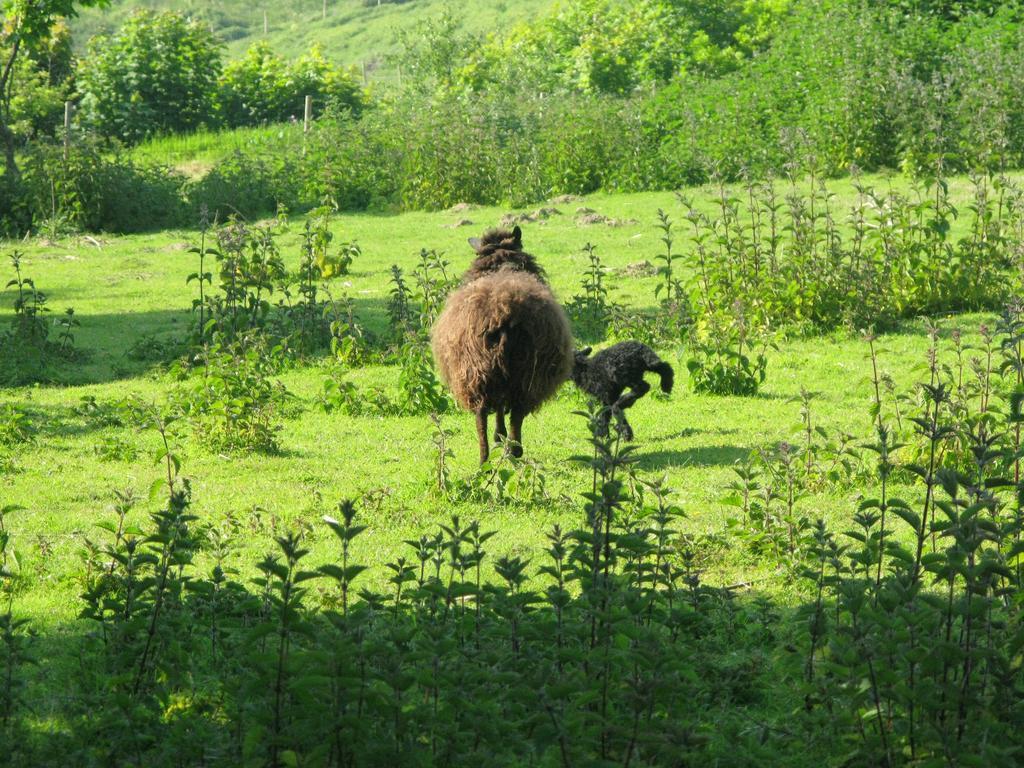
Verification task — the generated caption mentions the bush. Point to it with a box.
[19,138,187,233]
[301,91,652,211]
[301,108,400,210]
[461,0,785,95]
[0,174,30,237]
[644,2,1024,183]
[218,42,363,129]
[0,252,80,385]
[686,304,771,396]
[76,10,222,144]
[173,336,288,454]
[187,150,304,222]
[6,1,1024,233]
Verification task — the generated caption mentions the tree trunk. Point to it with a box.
[0,120,19,184]
[0,36,23,183]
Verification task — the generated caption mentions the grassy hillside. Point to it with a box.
[70,0,556,70]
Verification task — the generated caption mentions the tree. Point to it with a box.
[76,10,222,144]
[393,7,475,94]
[1,0,104,182]
[218,41,290,128]
[219,42,363,128]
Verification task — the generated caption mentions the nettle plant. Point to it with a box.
[793,308,1024,765]
[319,339,451,419]
[287,205,361,354]
[7,405,789,766]
[209,216,286,340]
[653,209,692,340]
[0,404,34,448]
[387,249,455,343]
[723,390,862,565]
[412,247,456,331]
[675,169,1023,335]
[1,252,80,384]
[322,248,454,419]
[567,242,617,342]
[173,334,290,454]
[686,300,772,396]
[0,502,32,757]
[187,209,360,356]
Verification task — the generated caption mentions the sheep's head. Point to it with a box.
[464,225,545,282]
[468,225,522,255]
[570,347,593,385]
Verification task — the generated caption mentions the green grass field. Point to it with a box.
[129,123,306,176]
[70,0,556,68]
[0,173,998,631]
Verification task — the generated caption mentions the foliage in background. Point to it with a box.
[676,170,1022,333]
[458,0,788,95]
[18,136,187,233]
[76,10,223,144]
[6,2,1024,234]
[218,42,363,128]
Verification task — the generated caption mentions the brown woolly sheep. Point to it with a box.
[432,226,573,463]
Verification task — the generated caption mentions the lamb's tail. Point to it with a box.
[650,360,674,394]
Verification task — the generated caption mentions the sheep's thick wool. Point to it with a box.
[431,226,574,462]
[433,267,573,412]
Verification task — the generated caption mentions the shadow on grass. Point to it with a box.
[1,293,394,387]
[633,444,750,471]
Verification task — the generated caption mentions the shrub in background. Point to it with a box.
[218,42,363,129]
[19,137,187,233]
[188,150,303,222]
[76,10,223,144]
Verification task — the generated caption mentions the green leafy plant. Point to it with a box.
[218,41,363,129]
[396,339,451,416]
[386,264,413,339]
[76,10,223,144]
[686,302,771,396]
[0,405,33,447]
[0,503,32,759]
[1,252,81,384]
[567,242,616,341]
[174,336,289,454]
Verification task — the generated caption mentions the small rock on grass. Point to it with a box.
[550,194,583,204]
[575,211,640,227]
[615,260,657,278]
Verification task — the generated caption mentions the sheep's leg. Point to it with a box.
[611,381,650,442]
[476,409,490,465]
[508,406,526,459]
[494,406,508,445]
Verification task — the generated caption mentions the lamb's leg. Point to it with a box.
[596,404,613,437]
[494,406,507,445]
[611,381,650,442]
[476,409,490,464]
[508,406,526,459]
[612,407,633,442]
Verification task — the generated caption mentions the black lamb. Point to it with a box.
[571,341,674,441]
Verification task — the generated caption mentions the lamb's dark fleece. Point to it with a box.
[571,341,674,441]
